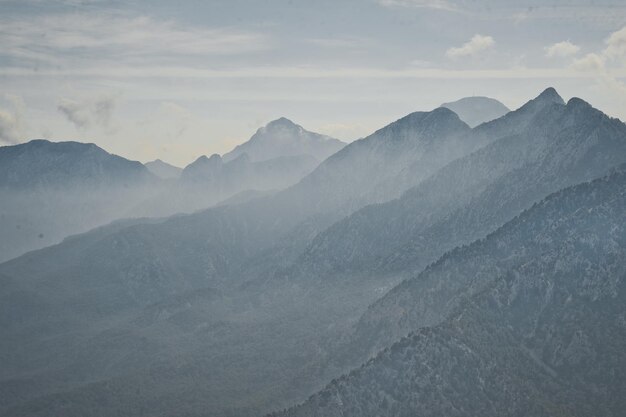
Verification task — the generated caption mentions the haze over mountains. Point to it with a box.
[0,88,625,417]
[440,96,510,127]
[277,166,626,417]
[145,159,182,180]
[223,117,344,163]
[0,119,344,262]
[0,140,160,262]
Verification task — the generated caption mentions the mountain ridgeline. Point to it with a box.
[440,96,510,127]
[0,88,625,417]
[0,119,344,262]
[274,165,626,417]
[288,89,625,286]
[0,140,161,262]
[222,117,344,163]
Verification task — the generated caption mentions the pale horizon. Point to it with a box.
[1,0,626,165]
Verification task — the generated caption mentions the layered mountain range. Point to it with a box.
[0,88,624,417]
[0,119,344,262]
[276,165,626,417]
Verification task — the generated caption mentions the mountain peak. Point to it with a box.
[222,119,344,163]
[0,139,152,189]
[266,117,297,129]
[386,107,470,134]
[567,97,592,110]
[535,87,564,105]
[145,158,181,180]
[187,153,222,167]
[440,96,510,127]
[181,153,223,182]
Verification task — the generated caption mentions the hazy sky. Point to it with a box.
[1,0,626,166]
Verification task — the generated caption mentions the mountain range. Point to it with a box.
[0,119,344,262]
[145,159,182,180]
[0,140,159,262]
[0,88,624,417]
[275,165,626,417]
[222,117,344,163]
[440,96,510,127]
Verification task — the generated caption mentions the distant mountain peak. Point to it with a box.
[0,139,153,189]
[180,154,223,182]
[429,106,462,121]
[145,158,181,180]
[567,96,592,110]
[192,153,222,166]
[440,96,510,127]
[376,107,470,141]
[222,119,344,163]
[266,117,298,129]
[535,87,564,105]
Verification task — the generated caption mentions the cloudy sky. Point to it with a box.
[1,0,626,166]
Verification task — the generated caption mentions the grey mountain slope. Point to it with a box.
[1,89,624,417]
[139,153,320,218]
[289,92,626,286]
[441,96,510,127]
[357,87,561,209]
[0,139,154,188]
[144,158,181,179]
[0,106,482,416]
[0,140,160,262]
[287,108,471,214]
[223,117,345,163]
[0,106,476,338]
[136,119,342,218]
[181,152,319,188]
[273,166,626,417]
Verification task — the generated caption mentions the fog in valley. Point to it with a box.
[1,1,626,417]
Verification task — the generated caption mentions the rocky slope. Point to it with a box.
[274,166,626,417]
[288,90,626,288]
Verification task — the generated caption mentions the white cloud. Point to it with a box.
[0,12,272,68]
[0,95,25,145]
[569,26,626,105]
[446,35,495,58]
[545,41,580,58]
[572,53,606,72]
[604,26,626,61]
[0,110,22,145]
[569,25,626,72]
[57,96,117,131]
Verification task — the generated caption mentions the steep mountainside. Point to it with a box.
[181,152,318,190]
[144,159,181,179]
[274,166,626,417]
[0,106,481,416]
[289,91,626,286]
[223,117,345,163]
[0,140,159,262]
[441,96,510,127]
[137,120,338,217]
[4,88,619,417]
